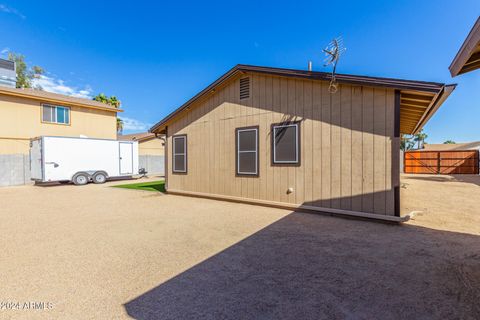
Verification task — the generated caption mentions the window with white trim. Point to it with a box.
[236,127,258,176]
[172,135,187,173]
[42,104,70,125]
[272,122,300,164]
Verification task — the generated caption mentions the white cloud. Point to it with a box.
[120,117,152,132]
[0,4,26,19]
[1,47,9,55]
[32,75,93,99]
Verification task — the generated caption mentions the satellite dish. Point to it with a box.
[323,37,346,93]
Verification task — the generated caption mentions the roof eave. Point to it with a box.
[0,88,122,113]
[411,84,457,135]
[449,17,480,77]
[150,64,448,134]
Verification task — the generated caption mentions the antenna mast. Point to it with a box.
[323,37,346,93]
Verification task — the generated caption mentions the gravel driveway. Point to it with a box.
[0,176,479,319]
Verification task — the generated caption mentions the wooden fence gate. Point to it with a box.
[404,150,479,174]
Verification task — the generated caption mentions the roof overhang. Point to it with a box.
[449,17,480,77]
[150,65,455,135]
[0,87,122,113]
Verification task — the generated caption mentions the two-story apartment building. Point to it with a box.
[0,59,121,186]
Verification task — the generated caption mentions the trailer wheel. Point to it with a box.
[72,173,89,186]
[92,172,107,184]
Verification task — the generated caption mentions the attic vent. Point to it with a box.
[240,77,250,100]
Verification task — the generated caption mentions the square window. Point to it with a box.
[272,122,300,164]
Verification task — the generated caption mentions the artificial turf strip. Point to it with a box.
[113,180,165,192]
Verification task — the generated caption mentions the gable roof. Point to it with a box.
[150,64,455,135]
[0,86,122,113]
[450,17,480,77]
[118,132,157,142]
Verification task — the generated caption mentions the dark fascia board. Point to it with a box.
[449,17,480,77]
[150,64,448,133]
[411,84,457,135]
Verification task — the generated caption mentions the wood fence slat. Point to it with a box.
[404,150,479,174]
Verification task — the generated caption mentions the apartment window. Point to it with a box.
[272,122,300,165]
[172,135,187,173]
[42,104,70,125]
[236,126,258,176]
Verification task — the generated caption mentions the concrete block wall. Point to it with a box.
[400,150,404,173]
[139,155,165,176]
[0,154,31,187]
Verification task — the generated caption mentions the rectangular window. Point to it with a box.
[272,122,300,165]
[42,104,70,125]
[172,135,187,173]
[236,126,258,176]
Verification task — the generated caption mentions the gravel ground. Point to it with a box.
[0,175,479,319]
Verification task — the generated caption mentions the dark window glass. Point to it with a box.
[173,136,187,173]
[174,155,185,172]
[237,128,258,175]
[174,137,185,154]
[238,130,256,151]
[238,152,256,173]
[57,107,66,124]
[42,106,53,122]
[273,124,299,163]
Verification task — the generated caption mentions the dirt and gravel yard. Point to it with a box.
[0,174,479,319]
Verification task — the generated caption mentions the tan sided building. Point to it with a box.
[118,132,165,175]
[150,65,455,222]
[0,85,121,186]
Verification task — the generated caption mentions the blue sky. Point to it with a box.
[0,1,479,142]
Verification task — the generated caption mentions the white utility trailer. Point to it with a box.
[30,136,139,185]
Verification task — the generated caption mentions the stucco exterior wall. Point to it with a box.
[0,94,117,154]
[139,138,164,156]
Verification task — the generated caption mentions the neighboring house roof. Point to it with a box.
[0,86,122,113]
[150,64,455,135]
[422,141,480,151]
[118,132,158,142]
[450,17,480,77]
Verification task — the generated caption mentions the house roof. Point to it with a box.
[0,86,122,113]
[422,141,480,151]
[150,64,455,135]
[118,132,158,142]
[449,17,480,77]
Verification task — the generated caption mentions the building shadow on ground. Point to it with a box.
[124,212,480,320]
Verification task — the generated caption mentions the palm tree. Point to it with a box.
[117,118,124,134]
[109,96,121,108]
[401,135,415,151]
[413,130,428,149]
[93,93,109,104]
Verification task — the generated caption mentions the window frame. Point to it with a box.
[41,104,71,125]
[271,121,301,166]
[235,126,259,177]
[172,134,187,174]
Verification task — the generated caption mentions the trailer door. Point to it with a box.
[30,139,43,180]
[119,142,133,175]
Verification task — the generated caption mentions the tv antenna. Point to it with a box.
[323,37,346,93]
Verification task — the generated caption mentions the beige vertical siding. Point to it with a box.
[166,73,397,216]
